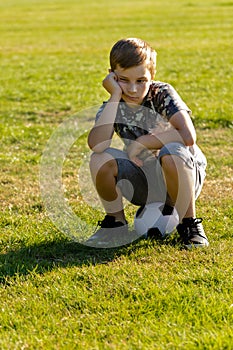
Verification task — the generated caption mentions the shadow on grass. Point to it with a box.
[0,236,147,283]
[0,232,181,283]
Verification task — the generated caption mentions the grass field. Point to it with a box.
[0,0,233,349]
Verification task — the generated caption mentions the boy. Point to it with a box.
[87,38,209,248]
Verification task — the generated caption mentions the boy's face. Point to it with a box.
[114,63,152,106]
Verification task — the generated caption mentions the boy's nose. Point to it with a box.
[128,83,137,93]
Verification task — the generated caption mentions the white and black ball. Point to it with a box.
[134,202,179,239]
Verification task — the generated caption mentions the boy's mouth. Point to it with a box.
[124,95,140,103]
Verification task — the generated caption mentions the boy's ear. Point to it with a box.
[108,68,113,73]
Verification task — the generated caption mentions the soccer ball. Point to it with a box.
[134,202,179,238]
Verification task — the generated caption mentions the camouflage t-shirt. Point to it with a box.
[96,81,191,148]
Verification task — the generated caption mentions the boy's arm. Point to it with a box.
[150,109,196,146]
[88,72,122,153]
[127,110,196,166]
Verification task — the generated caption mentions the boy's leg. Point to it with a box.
[89,152,127,223]
[90,153,126,223]
[87,148,151,247]
[160,154,196,221]
[159,143,208,247]
[86,151,131,247]
[89,147,150,214]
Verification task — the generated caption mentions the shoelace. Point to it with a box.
[186,218,206,240]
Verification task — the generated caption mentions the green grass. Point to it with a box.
[0,0,233,349]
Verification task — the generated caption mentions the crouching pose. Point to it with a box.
[87,38,209,248]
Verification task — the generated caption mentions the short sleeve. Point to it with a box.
[95,102,107,122]
[152,82,191,120]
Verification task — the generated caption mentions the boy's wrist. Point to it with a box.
[109,93,122,102]
[137,134,161,150]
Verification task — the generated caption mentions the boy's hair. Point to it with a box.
[110,38,157,78]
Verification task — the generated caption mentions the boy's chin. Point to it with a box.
[122,97,142,107]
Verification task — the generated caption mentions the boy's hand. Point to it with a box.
[102,72,122,98]
[127,141,145,167]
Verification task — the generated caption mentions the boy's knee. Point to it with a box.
[160,153,175,165]
[90,152,118,175]
[159,142,194,169]
[160,154,181,173]
[159,143,184,166]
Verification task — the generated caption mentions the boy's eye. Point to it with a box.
[119,77,128,82]
[118,77,148,84]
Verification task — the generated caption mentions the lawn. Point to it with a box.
[0,0,233,349]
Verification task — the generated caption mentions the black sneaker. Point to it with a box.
[176,218,209,249]
[85,215,129,248]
